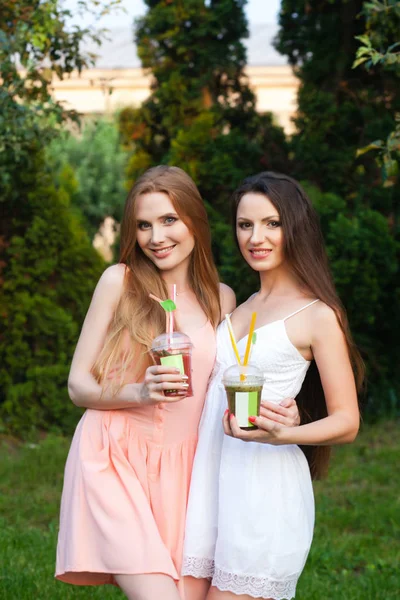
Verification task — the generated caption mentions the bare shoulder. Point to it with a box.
[311,301,343,340]
[219,282,236,316]
[94,263,127,303]
[100,263,127,286]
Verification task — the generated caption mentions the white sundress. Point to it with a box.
[182,300,319,600]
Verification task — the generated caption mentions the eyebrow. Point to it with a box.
[237,215,280,221]
[137,212,179,222]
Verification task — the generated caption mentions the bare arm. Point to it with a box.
[283,305,360,444]
[224,304,359,445]
[68,264,189,410]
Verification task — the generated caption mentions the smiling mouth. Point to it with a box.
[150,245,176,257]
[249,249,272,258]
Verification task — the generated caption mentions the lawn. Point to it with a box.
[0,421,399,599]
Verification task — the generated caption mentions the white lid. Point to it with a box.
[151,331,192,352]
[222,363,264,386]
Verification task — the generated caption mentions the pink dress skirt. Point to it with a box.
[55,322,216,598]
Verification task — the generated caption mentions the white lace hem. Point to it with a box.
[181,556,214,579]
[212,566,298,600]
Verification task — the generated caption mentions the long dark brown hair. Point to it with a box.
[231,171,364,479]
[92,165,221,386]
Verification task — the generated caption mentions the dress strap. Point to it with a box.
[283,299,319,322]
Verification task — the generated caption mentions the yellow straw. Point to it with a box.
[243,312,257,366]
[225,314,241,366]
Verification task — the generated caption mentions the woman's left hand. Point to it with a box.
[260,398,300,427]
[222,397,300,444]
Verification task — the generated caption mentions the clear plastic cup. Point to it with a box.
[222,364,265,430]
[150,332,193,397]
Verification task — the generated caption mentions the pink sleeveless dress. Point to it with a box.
[55,318,216,597]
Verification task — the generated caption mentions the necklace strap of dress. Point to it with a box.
[283,299,319,322]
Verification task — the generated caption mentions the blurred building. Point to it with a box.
[51,24,298,133]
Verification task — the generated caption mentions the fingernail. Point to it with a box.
[174,368,181,373]
[182,375,189,379]
[248,416,256,423]
[224,409,229,416]
[230,413,234,419]
[182,383,189,388]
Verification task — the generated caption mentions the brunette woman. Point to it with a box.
[183,172,363,600]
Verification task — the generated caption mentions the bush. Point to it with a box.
[304,183,399,416]
[0,173,104,437]
[0,0,121,437]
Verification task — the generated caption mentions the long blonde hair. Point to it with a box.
[92,165,221,385]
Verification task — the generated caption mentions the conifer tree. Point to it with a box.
[119,0,289,215]
[275,0,400,215]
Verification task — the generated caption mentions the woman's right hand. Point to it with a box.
[67,265,191,410]
[140,365,189,405]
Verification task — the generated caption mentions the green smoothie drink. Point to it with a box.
[151,331,193,397]
[223,364,264,430]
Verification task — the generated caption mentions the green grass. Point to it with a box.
[0,422,399,599]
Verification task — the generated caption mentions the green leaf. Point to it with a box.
[371,53,383,65]
[354,35,372,47]
[352,57,369,69]
[356,47,373,57]
[160,299,177,312]
[356,141,384,157]
[385,53,400,65]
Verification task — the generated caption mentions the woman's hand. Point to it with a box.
[260,398,300,427]
[139,365,189,405]
[222,397,300,444]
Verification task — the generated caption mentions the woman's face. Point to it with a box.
[135,192,195,272]
[236,192,284,272]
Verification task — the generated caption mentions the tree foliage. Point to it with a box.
[275,0,400,212]
[47,117,129,238]
[276,1,400,414]
[353,1,400,187]
[0,0,121,225]
[1,181,104,436]
[119,0,290,217]
[0,1,121,435]
[304,183,399,416]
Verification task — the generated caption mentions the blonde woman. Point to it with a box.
[54,166,234,599]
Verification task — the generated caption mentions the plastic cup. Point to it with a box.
[222,364,264,430]
[151,331,193,397]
